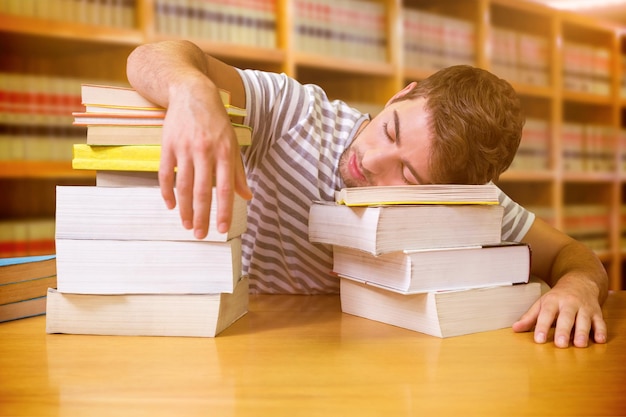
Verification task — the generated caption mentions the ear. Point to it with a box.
[385,82,418,107]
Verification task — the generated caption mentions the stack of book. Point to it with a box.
[71,83,250,182]
[309,184,544,338]
[45,84,251,337]
[1,254,56,322]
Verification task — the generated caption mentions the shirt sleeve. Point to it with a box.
[496,185,536,242]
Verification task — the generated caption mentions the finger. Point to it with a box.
[159,147,177,210]
[533,298,559,344]
[572,310,591,348]
[191,154,213,240]
[174,157,194,230]
[512,299,540,333]
[214,151,235,234]
[591,313,608,344]
[553,304,578,348]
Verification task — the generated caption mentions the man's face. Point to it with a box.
[339,96,433,188]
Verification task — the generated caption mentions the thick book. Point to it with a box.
[85,123,252,146]
[335,183,500,206]
[333,242,531,294]
[0,254,56,285]
[340,278,546,338]
[46,276,249,337]
[309,202,504,255]
[56,186,247,242]
[55,238,242,294]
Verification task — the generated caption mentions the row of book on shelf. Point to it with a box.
[0,72,102,162]
[155,0,276,49]
[0,0,136,28]
[562,42,612,96]
[561,122,616,173]
[293,0,386,63]
[491,27,549,87]
[509,119,617,174]
[402,8,475,72]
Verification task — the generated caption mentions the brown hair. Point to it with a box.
[392,65,525,184]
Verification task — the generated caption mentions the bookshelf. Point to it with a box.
[1,0,625,289]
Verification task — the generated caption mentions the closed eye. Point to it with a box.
[382,121,413,184]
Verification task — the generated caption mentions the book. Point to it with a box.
[0,254,56,285]
[340,277,546,338]
[334,183,500,206]
[78,83,247,117]
[55,238,243,294]
[0,275,57,305]
[72,112,166,126]
[84,123,252,146]
[95,171,160,187]
[71,141,252,172]
[333,242,531,294]
[80,83,165,110]
[56,186,248,242]
[0,255,56,322]
[0,296,48,323]
[46,276,249,337]
[74,106,246,121]
[0,220,56,258]
[82,106,166,116]
[309,202,504,255]
[72,144,161,171]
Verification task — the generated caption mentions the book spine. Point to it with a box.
[0,219,55,258]
[0,72,88,164]
[509,118,550,171]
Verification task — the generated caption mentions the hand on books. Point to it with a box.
[512,274,607,348]
[159,84,252,239]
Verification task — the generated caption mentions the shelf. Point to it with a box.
[403,67,439,81]
[0,14,143,48]
[562,172,617,183]
[150,34,286,66]
[498,170,555,182]
[596,250,614,262]
[562,91,615,106]
[294,52,395,77]
[510,82,555,99]
[0,161,94,180]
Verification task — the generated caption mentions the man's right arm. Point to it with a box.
[126,40,252,239]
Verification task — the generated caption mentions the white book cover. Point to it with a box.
[55,238,242,294]
[56,186,248,242]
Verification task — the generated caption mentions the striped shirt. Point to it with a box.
[237,69,535,294]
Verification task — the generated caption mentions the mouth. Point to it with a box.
[349,152,367,184]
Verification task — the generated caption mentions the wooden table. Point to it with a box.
[1,292,625,417]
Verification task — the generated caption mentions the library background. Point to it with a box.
[1,0,626,291]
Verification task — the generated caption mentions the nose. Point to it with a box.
[361,147,399,178]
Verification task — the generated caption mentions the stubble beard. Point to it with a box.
[339,147,361,188]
